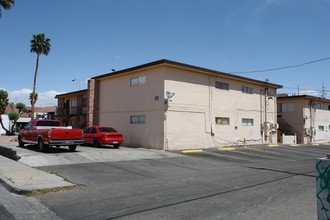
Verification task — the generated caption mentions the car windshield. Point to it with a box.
[99,127,117,133]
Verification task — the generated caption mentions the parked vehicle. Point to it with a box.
[83,126,124,148]
[18,120,84,152]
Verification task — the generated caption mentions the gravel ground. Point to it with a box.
[0,136,18,144]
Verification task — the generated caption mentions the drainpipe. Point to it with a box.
[310,101,314,143]
[264,88,269,142]
[260,89,264,143]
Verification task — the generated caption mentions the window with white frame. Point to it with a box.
[215,117,230,125]
[130,115,145,124]
[242,118,254,126]
[242,86,253,94]
[130,76,146,86]
[319,125,324,131]
[281,102,295,112]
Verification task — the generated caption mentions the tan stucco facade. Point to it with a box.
[278,96,330,144]
[88,60,281,150]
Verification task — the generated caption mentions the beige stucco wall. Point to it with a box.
[98,67,166,149]
[164,66,278,150]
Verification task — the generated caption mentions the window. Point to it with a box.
[215,117,230,125]
[90,127,97,134]
[215,81,229,90]
[36,121,61,126]
[319,126,324,131]
[70,99,77,107]
[242,118,254,126]
[242,86,253,94]
[130,115,145,124]
[315,103,324,109]
[84,128,91,134]
[130,76,146,86]
[99,127,118,132]
[281,103,295,112]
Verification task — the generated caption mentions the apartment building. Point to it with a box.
[277,95,330,144]
[55,89,87,128]
[86,59,282,150]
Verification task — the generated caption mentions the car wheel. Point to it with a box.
[93,139,100,148]
[18,136,25,147]
[69,145,77,152]
[38,139,48,152]
[113,144,120,149]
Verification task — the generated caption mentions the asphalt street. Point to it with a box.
[1,142,329,220]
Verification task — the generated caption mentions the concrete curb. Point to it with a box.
[0,145,21,161]
[0,172,30,195]
[0,155,75,195]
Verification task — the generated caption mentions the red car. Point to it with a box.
[83,126,124,148]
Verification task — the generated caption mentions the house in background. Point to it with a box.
[1,105,56,133]
[86,59,282,150]
[277,95,330,144]
[55,89,87,128]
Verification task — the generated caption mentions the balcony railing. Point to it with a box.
[56,106,87,116]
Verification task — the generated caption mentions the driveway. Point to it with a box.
[2,141,184,167]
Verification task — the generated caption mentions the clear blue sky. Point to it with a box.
[1,0,330,106]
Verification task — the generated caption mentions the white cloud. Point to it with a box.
[4,89,62,107]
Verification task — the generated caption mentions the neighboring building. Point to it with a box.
[0,115,10,135]
[55,89,88,128]
[277,95,330,144]
[1,105,56,132]
[86,59,282,150]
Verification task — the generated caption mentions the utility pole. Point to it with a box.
[321,82,326,99]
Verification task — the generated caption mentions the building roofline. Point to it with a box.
[55,89,87,98]
[91,59,283,88]
[277,95,330,103]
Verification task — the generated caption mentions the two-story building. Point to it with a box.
[85,59,282,150]
[277,95,330,144]
[55,89,88,128]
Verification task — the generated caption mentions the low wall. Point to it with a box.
[0,146,20,161]
[281,134,296,144]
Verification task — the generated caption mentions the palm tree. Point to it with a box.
[30,33,51,120]
[0,0,15,18]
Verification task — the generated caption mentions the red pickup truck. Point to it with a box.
[18,120,84,152]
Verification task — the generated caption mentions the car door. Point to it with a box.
[83,127,92,144]
[90,127,97,141]
[22,122,33,142]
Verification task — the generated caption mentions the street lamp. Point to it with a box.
[72,79,81,90]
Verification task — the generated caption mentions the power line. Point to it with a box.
[229,57,330,74]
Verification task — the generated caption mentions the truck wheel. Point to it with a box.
[18,136,25,148]
[113,144,120,149]
[38,139,48,152]
[93,139,100,148]
[69,145,77,152]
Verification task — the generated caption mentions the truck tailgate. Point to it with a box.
[49,129,83,140]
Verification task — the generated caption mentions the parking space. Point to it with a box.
[1,142,184,167]
[180,144,330,165]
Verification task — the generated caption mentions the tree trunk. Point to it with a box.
[31,53,40,120]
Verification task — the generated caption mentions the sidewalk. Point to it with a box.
[0,155,75,195]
